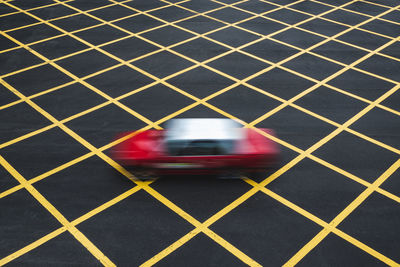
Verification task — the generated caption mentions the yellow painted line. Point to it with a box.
[140,229,202,267]
[1,49,161,112]
[115,173,262,266]
[143,186,203,227]
[0,1,72,18]
[204,229,262,267]
[281,3,400,40]
[0,0,396,131]
[246,83,323,127]
[0,98,196,202]
[0,0,344,102]
[314,0,390,20]
[190,76,400,265]
[139,102,202,129]
[375,188,400,203]
[0,127,145,199]
[0,0,189,73]
[1,1,398,218]
[260,185,330,227]
[332,228,399,267]
[24,80,78,99]
[0,98,155,267]
[359,0,396,9]
[139,189,264,266]
[336,159,400,224]
[377,104,400,117]
[245,177,399,266]
[345,128,400,155]
[313,0,400,35]
[0,183,23,198]
[0,27,161,131]
[258,155,306,187]
[352,65,400,86]
[1,76,242,267]
[161,0,296,39]
[3,0,226,132]
[291,103,342,127]
[3,22,47,34]
[105,0,337,88]
[286,230,331,267]
[139,152,365,267]
[0,64,394,267]
[27,152,96,185]
[71,186,143,226]
[1,61,60,81]
[289,102,400,156]
[204,186,259,227]
[324,83,374,104]
[168,0,400,138]
[0,227,68,266]
[244,34,400,153]
[98,127,152,151]
[0,155,116,266]
[0,99,24,111]
[0,0,131,34]
[284,158,400,266]
[95,147,261,266]
[0,80,152,265]
[258,184,380,265]
[308,155,372,188]
[226,0,400,70]
[0,185,147,265]
[239,175,398,267]
[0,0,398,266]
[0,124,57,150]
[0,98,110,151]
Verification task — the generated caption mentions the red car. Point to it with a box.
[111,118,279,177]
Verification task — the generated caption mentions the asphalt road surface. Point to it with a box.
[0,0,399,266]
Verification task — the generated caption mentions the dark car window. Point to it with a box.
[167,140,235,156]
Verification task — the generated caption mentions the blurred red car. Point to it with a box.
[111,118,279,177]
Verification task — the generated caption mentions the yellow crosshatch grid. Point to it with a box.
[0,0,399,265]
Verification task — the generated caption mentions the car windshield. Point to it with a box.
[166,140,235,156]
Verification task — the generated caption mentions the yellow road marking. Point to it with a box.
[0,0,392,126]
[141,229,202,266]
[142,184,262,266]
[0,0,189,73]
[0,0,307,150]
[0,1,127,40]
[1,74,259,267]
[279,3,400,40]
[0,184,149,266]
[0,227,68,266]
[332,227,399,266]
[0,183,23,198]
[139,185,263,266]
[0,0,400,266]
[284,159,400,266]
[145,69,400,266]
[3,60,400,267]
[0,156,116,266]
[313,0,394,22]
[71,186,144,226]
[359,0,397,9]
[0,2,273,263]
[0,0,73,18]
[1,0,398,206]
[204,229,262,267]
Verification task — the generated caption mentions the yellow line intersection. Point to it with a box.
[0,0,399,266]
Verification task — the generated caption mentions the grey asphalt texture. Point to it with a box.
[0,0,400,266]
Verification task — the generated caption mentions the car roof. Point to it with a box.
[165,118,243,141]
